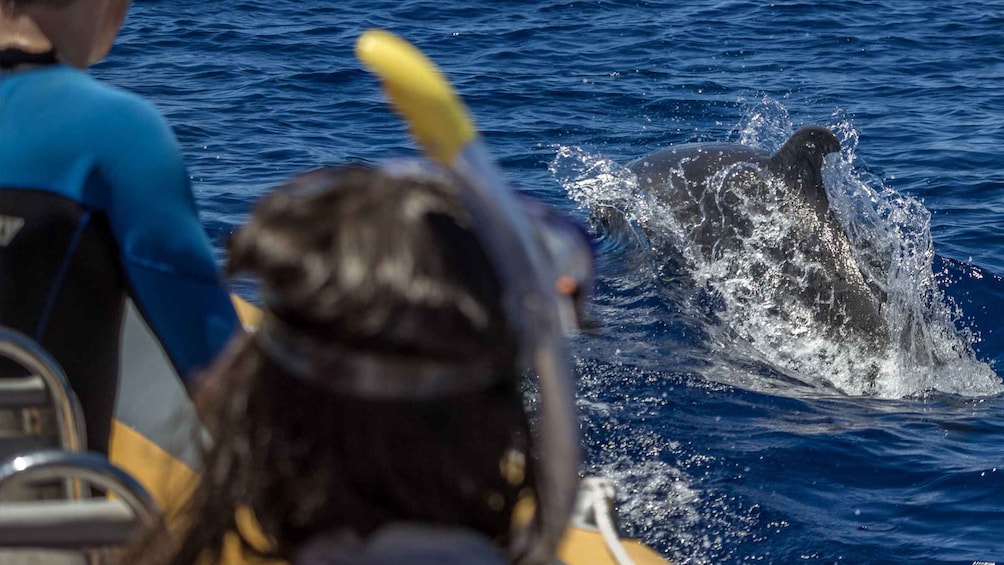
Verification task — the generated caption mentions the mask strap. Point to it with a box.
[255,313,500,400]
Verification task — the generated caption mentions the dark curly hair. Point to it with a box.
[142,166,536,564]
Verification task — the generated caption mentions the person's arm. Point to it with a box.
[99,93,239,381]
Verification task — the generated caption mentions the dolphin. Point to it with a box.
[627,126,888,350]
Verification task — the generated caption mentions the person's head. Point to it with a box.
[167,166,538,564]
[0,0,130,68]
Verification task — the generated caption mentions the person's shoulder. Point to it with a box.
[35,66,173,142]
[85,78,172,136]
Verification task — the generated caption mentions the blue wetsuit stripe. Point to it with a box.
[35,210,92,341]
[2,66,237,456]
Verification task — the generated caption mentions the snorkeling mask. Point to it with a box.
[355,30,585,565]
[379,159,595,335]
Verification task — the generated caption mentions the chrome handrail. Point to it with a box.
[0,450,159,526]
[0,326,87,498]
[0,326,86,454]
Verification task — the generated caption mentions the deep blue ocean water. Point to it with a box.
[96,1,1004,563]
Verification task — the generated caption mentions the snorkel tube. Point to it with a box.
[356,30,580,565]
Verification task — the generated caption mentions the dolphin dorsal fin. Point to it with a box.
[768,126,841,216]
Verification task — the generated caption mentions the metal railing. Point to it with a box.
[0,450,161,549]
[0,326,86,452]
[0,326,87,499]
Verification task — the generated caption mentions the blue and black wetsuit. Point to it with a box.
[0,63,239,457]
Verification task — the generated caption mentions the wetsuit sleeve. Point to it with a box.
[96,94,239,381]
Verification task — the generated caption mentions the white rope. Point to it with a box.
[588,479,636,565]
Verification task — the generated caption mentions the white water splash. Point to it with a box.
[551,100,1003,399]
[586,457,745,565]
[575,362,755,565]
[821,111,1001,397]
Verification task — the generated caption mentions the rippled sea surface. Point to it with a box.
[97,1,1004,562]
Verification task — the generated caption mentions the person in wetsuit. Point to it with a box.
[0,1,238,456]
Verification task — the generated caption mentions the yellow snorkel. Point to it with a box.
[356,30,580,565]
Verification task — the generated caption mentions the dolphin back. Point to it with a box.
[624,125,887,355]
[767,126,841,219]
